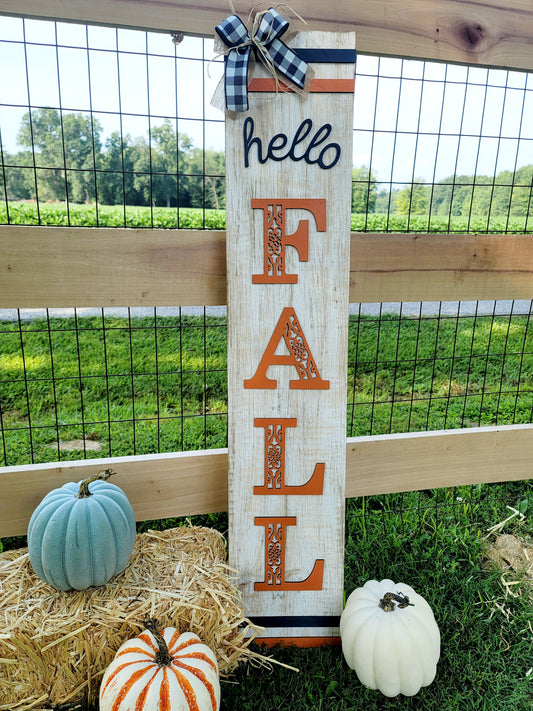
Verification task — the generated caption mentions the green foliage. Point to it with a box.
[15,108,103,204]
[374,187,400,214]
[2,110,225,210]
[4,107,533,226]
[349,212,532,233]
[0,202,226,229]
[390,167,533,226]
[2,202,532,233]
[396,179,429,215]
[351,165,377,213]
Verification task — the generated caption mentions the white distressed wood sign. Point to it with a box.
[221,12,356,641]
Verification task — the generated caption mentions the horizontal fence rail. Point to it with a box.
[1,1,533,72]
[2,423,533,537]
[3,227,533,306]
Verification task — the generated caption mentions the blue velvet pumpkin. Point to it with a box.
[27,470,136,591]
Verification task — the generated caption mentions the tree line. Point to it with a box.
[1,108,225,209]
[2,108,533,217]
[354,164,533,218]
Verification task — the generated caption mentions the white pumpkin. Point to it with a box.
[100,620,220,711]
[340,579,440,697]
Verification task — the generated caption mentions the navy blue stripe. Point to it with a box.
[294,49,357,63]
[250,615,340,628]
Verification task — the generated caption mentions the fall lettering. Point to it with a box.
[244,307,330,390]
[253,418,325,496]
[254,517,325,591]
[252,198,326,285]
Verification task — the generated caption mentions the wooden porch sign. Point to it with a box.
[223,15,356,641]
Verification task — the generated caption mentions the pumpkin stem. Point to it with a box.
[143,618,173,667]
[76,469,115,498]
[379,591,414,612]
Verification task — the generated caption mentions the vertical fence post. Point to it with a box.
[225,24,356,641]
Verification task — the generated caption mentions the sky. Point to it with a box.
[1,14,533,187]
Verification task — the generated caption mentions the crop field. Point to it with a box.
[1,201,533,233]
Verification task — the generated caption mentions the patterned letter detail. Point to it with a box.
[252,198,326,284]
[254,517,324,591]
[254,418,324,495]
[244,307,330,390]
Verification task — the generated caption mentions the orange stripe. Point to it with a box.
[248,78,355,93]
[116,645,153,658]
[254,636,342,648]
[135,671,158,711]
[138,632,159,654]
[173,668,200,711]
[101,660,153,695]
[173,660,217,710]
[159,668,172,711]
[178,651,217,671]
[107,666,156,711]
[172,636,199,653]
[167,629,183,652]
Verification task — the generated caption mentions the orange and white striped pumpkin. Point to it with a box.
[99,622,220,711]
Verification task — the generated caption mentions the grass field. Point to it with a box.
[2,311,533,465]
[2,201,533,233]
[0,313,532,709]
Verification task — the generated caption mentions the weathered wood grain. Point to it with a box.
[3,227,533,307]
[2,1,533,71]
[225,30,355,635]
[0,449,229,539]
[345,425,533,497]
[0,227,226,307]
[349,232,533,303]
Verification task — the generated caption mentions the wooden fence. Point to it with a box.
[1,0,533,538]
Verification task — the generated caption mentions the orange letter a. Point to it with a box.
[244,307,329,390]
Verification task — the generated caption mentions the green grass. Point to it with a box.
[347,312,533,435]
[2,201,533,233]
[2,312,533,467]
[0,314,228,465]
[223,494,533,710]
[0,312,532,709]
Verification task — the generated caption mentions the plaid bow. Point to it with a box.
[215,8,309,112]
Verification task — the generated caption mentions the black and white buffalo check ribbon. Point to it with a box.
[215,8,309,112]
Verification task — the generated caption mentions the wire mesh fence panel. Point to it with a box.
[2,16,533,230]
[352,57,533,233]
[347,301,533,437]
[0,17,225,228]
[0,15,531,537]
[3,301,533,466]
[0,308,228,466]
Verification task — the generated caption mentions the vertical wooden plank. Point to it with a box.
[226,28,356,640]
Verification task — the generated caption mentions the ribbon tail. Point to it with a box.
[225,46,252,112]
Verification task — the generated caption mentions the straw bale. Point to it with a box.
[0,525,264,710]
